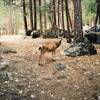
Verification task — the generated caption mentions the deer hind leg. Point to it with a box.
[51,50,56,61]
[38,51,45,65]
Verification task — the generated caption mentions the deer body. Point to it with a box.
[38,38,62,65]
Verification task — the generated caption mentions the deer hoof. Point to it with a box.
[38,63,43,66]
[51,59,56,62]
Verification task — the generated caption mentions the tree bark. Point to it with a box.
[39,0,43,32]
[53,0,56,26]
[44,0,47,31]
[22,0,28,35]
[68,13,72,29]
[65,0,70,35]
[29,0,34,30]
[94,3,100,27]
[57,0,60,27]
[33,0,37,30]
[61,0,65,31]
[73,0,83,42]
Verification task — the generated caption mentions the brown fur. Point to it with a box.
[38,37,63,65]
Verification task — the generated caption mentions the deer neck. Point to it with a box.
[56,38,62,47]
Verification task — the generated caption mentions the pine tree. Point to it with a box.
[22,0,28,35]
[73,0,83,42]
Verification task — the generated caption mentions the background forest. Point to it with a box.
[0,0,97,35]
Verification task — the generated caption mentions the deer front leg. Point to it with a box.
[38,53,42,65]
[38,51,45,65]
[52,50,56,57]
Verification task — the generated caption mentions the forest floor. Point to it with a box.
[0,35,100,100]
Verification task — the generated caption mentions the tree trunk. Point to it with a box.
[57,0,60,27]
[39,0,43,33]
[68,13,72,29]
[33,0,37,30]
[48,1,53,27]
[44,0,47,31]
[53,0,56,26]
[73,0,83,42]
[94,3,100,28]
[65,0,70,36]
[8,5,14,35]
[61,0,65,31]
[29,0,33,30]
[22,0,28,35]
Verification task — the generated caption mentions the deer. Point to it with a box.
[38,37,63,65]
[38,29,73,65]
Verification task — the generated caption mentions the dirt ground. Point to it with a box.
[0,35,100,100]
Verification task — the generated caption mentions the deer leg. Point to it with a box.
[38,53,42,65]
[51,50,56,61]
[52,50,56,56]
[52,51,54,58]
[38,51,45,65]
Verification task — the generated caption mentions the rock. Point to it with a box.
[26,30,32,36]
[64,37,97,57]
[84,28,100,44]
[18,90,23,94]
[57,74,66,79]
[50,94,54,98]
[84,33,97,43]
[0,47,17,54]
[96,34,100,44]
[0,61,10,71]
[95,61,100,65]
[36,77,41,82]
[11,96,21,100]
[31,30,40,38]
[15,78,19,82]
[41,90,45,94]
[62,97,66,100]
[57,79,61,82]
[54,63,66,70]
[27,85,31,88]
[42,26,61,38]
[92,93,100,100]
[44,75,52,80]
[30,94,35,98]
[36,84,39,87]
[0,71,13,81]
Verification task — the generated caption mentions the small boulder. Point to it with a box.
[0,47,17,54]
[54,63,66,70]
[0,71,13,81]
[26,30,32,36]
[0,61,10,71]
[31,30,41,38]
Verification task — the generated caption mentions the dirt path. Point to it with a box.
[0,35,100,100]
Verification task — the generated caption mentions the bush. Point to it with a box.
[42,26,61,38]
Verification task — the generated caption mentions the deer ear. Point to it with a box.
[58,32,63,37]
[58,34,60,38]
[58,35,63,39]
